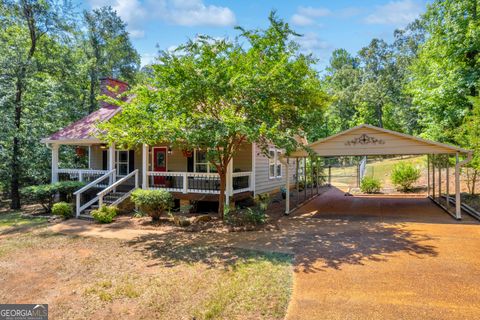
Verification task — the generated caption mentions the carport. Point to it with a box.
[286,124,472,219]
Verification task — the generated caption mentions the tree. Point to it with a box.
[323,49,361,134]
[100,12,328,217]
[0,0,75,209]
[83,6,140,112]
[408,0,480,141]
[457,97,480,194]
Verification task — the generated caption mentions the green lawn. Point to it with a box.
[0,211,47,229]
[329,156,427,190]
[0,211,293,320]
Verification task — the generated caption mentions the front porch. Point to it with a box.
[49,142,254,216]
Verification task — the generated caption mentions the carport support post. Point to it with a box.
[427,155,430,197]
[446,164,450,209]
[304,157,307,200]
[310,157,315,198]
[316,157,320,194]
[455,152,461,219]
[438,162,442,199]
[432,157,435,199]
[285,158,290,214]
[296,158,299,206]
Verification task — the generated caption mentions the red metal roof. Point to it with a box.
[46,78,128,142]
[47,105,120,141]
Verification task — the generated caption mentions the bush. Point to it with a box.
[131,189,174,221]
[244,207,266,225]
[254,193,271,211]
[21,184,57,212]
[52,202,73,218]
[91,205,117,223]
[360,177,382,193]
[21,181,85,213]
[56,181,85,202]
[391,163,421,192]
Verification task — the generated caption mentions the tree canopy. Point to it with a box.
[100,12,329,215]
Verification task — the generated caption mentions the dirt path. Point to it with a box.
[49,189,480,319]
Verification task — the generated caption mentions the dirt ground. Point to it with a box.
[3,186,480,319]
[50,187,480,320]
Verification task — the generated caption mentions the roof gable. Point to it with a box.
[291,124,469,157]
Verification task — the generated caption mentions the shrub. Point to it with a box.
[391,163,421,192]
[91,205,117,223]
[21,181,85,213]
[52,202,73,218]
[57,181,85,202]
[244,207,266,225]
[360,177,382,193]
[21,184,57,212]
[131,189,174,221]
[254,193,271,211]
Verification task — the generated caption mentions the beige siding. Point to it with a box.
[254,144,295,195]
[89,145,104,170]
[233,143,252,172]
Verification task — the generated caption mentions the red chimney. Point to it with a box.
[99,78,129,108]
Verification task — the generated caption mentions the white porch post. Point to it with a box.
[285,158,290,215]
[51,144,59,183]
[142,144,148,189]
[455,152,461,219]
[108,143,116,184]
[225,158,233,206]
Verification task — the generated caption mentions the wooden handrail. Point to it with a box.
[73,169,116,195]
[98,169,138,197]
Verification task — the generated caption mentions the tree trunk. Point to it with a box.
[10,76,24,209]
[217,170,226,219]
[10,1,37,210]
[376,103,383,128]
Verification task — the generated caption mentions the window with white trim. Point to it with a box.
[194,150,217,173]
[269,148,282,179]
[116,150,129,176]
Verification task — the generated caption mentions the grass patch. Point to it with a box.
[0,230,293,319]
[0,211,47,229]
[194,250,293,320]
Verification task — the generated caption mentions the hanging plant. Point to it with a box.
[75,146,86,157]
[182,149,193,157]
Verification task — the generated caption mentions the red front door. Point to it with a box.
[153,147,167,185]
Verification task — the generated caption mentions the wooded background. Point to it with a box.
[1,0,479,208]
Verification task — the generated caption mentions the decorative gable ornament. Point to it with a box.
[345,134,385,146]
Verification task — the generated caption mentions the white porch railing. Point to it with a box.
[98,169,139,207]
[57,169,108,183]
[73,169,116,217]
[232,172,253,194]
[147,171,253,194]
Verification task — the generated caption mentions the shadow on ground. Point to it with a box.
[126,216,438,273]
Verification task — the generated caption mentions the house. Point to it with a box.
[41,78,298,217]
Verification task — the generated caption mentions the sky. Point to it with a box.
[81,0,429,71]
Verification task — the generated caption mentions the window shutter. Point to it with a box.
[129,150,135,173]
[187,155,194,172]
[102,150,107,170]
